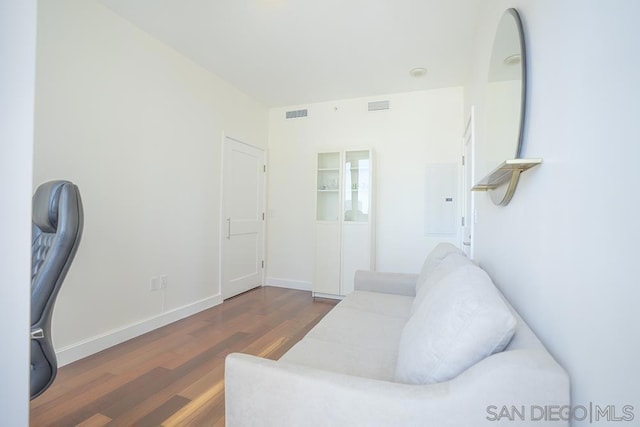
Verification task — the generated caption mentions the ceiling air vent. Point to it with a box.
[285,109,308,119]
[368,100,390,112]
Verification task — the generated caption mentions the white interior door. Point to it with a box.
[461,108,475,259]
[221,137,265,299]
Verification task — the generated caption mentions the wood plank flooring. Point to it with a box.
[30,287,338,427]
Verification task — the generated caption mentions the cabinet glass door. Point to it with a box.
[343,150,370,222]
[316,152,340,221]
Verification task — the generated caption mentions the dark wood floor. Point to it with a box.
[30,286,338,427]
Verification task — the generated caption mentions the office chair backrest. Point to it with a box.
[31,180,83,399]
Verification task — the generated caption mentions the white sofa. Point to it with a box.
[225,244,569,426]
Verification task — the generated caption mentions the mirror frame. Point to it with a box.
[505,7,527,158]
[486,8,529,206]
[473,8,541,207]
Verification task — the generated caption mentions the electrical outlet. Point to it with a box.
[160,275,168,290]
[150,276,160,291]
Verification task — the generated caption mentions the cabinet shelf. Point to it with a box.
[315,149,374,298]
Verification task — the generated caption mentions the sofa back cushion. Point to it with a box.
[395,265,517,384]
[416,243,465,292]
[411,252,471,315]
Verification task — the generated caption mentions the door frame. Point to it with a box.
[219,133,267,298]
[461,107,475,260]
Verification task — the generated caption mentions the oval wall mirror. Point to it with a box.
[485,8,527,204]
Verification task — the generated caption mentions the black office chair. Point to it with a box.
[31,181,83,399]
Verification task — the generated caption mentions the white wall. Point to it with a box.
[0,1,36,423]
[466,0,640,420]
[34,0,268,363]
[266,89,463,288]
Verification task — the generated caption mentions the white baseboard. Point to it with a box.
[56,294,223,366]
[265,277,312,292]
[311,291,343,301]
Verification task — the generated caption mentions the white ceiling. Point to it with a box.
[98,0,484,107]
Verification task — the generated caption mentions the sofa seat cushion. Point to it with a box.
[280,336,398,381]
[395,265,517,385]
[304,305,407,351]
[336,290,413,319]
[280,297,409,381]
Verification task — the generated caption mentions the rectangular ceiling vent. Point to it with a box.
[285,109,308,119]
[368,100,390,112]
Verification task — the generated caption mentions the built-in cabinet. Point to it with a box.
[313,149,374,298]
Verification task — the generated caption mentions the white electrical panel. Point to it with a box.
[425,164,458,235]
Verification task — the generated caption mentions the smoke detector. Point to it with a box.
[409,67,428,78]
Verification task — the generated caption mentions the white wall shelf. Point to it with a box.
[471,158,542,205]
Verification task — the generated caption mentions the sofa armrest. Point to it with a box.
[225,350,569,427]
[354,270,418,296]
[225,353,451,427]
